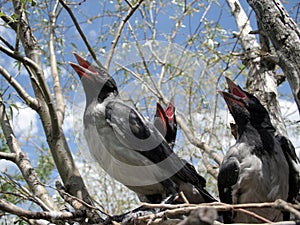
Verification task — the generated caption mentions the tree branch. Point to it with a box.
[176,114,222,166]
[49,0,65,126]
[0,198,84,220]
[246,0,300,115]
[0,152,16,161]
[0,65,39,110]
[9,1,95,207]
[136,200,300,224]
[0,96,56,210]
[55,181,104,223]
[58,0,102,67]
[105,0,145,69]
[226,0,287,136]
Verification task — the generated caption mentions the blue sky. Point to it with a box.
[1,0,299,162]
[0,1,299,206]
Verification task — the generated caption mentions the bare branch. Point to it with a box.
[0,65,39,110]
[105,0,145,69]
[0,97,56,210]
[275,199,300,220]
[0,152,16,161]
[114,62,159,97]
[226,0,287,136]
[0,44,42,73]
[235,208,272,223]
[176,114,222,166]
[0,198,84,220]
[58,0,102,68]
[126,22,164,97]
[55,181,105,223]
[0,35,15,51]
[3,173,52,212]
[9,1,95,206]
[246,0,300,115]
[136,200,300,224]
[0,42,60,135]
[124,0,133,8]
[49,0,65,126]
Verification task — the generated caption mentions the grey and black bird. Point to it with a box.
[154,102,177,149]
[218,77,300,223]
[70,53,216,205]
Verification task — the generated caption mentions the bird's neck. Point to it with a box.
[238,121,275,156]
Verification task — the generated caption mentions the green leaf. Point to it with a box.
[10,103,19,112]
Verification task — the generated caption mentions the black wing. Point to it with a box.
[276,135,300,203]
[105,101,211,195]
[218,157,240,203]
[218,156,240,223]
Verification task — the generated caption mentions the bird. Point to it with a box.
[154,101,177,149]
[69,53,216,205]
[218,77,300,223]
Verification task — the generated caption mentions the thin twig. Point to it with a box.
[105,0,145,69]
[179,192,189,204]
[126,22,163,98]
[235,208,272,223]
[0,198,84,220]
[0,35,15,51]
[114,61,159,97]
[136,201,299,224]
[0,65,39,110]
[58,0,102,67]
[0,97,56,211]
[3,173,52,212]
[275,199,300,220]
[55,181,105,223]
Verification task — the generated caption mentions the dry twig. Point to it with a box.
[105,0,145,69]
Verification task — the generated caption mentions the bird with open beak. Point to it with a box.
[69,53,216,205]
[218,77,299,223]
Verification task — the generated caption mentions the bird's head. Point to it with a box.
[165,102,176,124]
[69,53,118,104]
[219,77,274,131]
[154,101,177,148]
[219,89,250,128]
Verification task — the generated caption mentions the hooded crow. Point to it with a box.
[69,53,216,204]
[218,77,299,223]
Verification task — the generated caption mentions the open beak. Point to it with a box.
[165,102,175,123]
[225,77,248,101]
[69,53,98,80]
[218,90,246,112]
[155,102,167,126]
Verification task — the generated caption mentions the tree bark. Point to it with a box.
[247,0,300,115]
[11,0,94,205]
[226,0,288,136]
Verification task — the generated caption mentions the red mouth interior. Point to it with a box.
[165,104,175,122]
[232,86,246,98]
[75,56,97,74]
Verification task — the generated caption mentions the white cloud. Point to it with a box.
[11,102,38,138]
[0,160,17,172]
[43,66,52,81]
[62,86,85,135]
[88,29,97,41]
[279,98,300,154]
[279,98,299,122]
